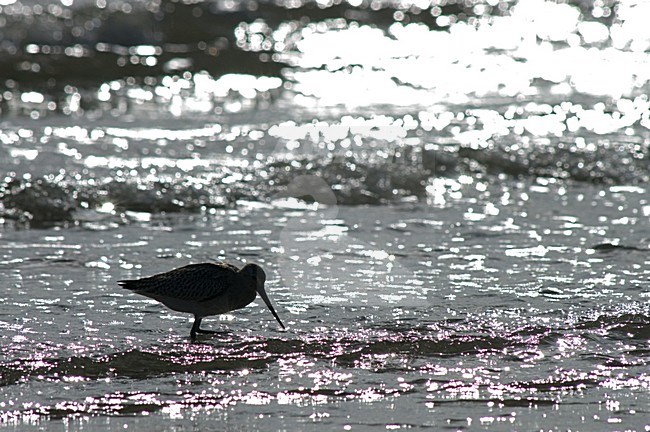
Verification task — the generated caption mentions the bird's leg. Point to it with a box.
[190,317,202,339]
[190,317,218,339]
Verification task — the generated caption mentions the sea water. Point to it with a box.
[1,0,649,430]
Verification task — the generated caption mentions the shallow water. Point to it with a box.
[2,184,649,430]
[1,0,650,430]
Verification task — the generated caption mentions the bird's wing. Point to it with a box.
[118,263,236,302]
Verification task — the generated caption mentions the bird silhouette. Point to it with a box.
[118,262,285,339]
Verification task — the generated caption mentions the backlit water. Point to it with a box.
[1,0,649,430]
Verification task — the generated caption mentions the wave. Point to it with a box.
[0,0,488,92]
[1,306,647,424]
[3,309,648,388]
[1,138,648,225]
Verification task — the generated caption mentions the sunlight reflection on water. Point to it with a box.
[1,0,650,430]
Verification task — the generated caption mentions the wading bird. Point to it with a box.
[118,262,285,339]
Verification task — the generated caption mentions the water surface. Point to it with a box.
[1,0,650,430]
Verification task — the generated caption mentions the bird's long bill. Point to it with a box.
[257,283,286,329]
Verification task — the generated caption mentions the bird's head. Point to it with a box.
[241,263,266,287]
[240,263,285,329]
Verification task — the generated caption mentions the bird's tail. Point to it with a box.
[117,280,142,291]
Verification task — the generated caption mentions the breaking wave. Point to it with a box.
[1,137,648,225]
